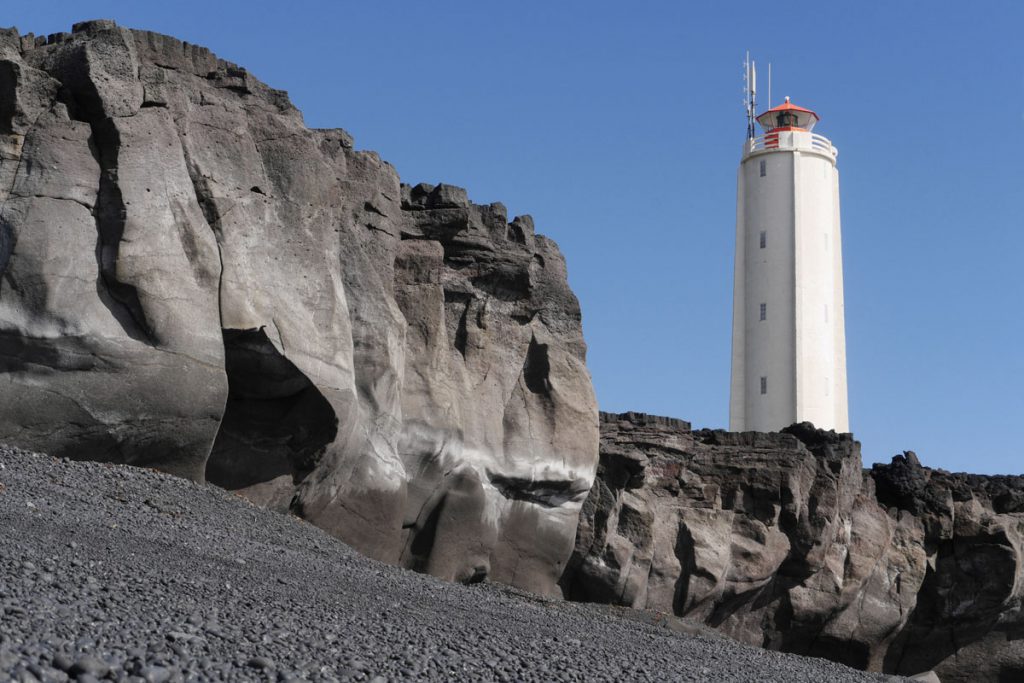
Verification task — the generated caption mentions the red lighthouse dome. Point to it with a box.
[756,96,819,132]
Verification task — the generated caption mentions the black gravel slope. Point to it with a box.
[0,446,900,682]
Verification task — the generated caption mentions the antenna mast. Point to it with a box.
[767,62,772,110]
[744,52,757,139]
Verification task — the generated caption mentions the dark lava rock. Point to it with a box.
[561,412,1024,682]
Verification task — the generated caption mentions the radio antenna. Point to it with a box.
[744,52,757,139]
[767,62,772,110]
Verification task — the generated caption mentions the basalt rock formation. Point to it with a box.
[561,412,1024,681]
[0,20,598,595]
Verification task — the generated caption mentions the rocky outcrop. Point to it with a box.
[870,456,1024,680]
[0,20,598,595]
[561,412,1024,682]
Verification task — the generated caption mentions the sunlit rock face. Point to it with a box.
[0,20,598,595]
[562,412,1024,682]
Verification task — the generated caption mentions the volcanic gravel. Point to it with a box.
[0,446,901,682]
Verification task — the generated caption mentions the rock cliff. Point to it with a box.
[0,20,598,595]
[561,412,1024,681]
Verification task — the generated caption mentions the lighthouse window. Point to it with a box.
[760,376,767,395]
[759,303,766,321]
[759,230,766,249]
[759,160,766,177]
[776,111,797,128]
[824,304,829,322]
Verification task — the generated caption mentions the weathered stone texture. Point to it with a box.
[0,20,598,596]
[562,412,1024,681]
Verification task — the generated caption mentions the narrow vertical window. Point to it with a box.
[825,377,830,396]
[759,160,766,177]
[760,376,767,395]
[824,233,829,250]
[759,303,766,321]
[759,230,766,249]
[824,304,829,322]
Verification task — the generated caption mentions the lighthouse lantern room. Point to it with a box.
[756,96,818,132]
[729,56,849,433]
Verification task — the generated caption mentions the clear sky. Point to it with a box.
[7,2,1023,474]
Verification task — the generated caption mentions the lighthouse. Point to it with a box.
[729,59,849,433]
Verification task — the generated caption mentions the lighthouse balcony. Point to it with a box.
[745,130,837,161]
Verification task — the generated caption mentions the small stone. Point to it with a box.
[139,665,172,683]
[70,655,109,678]
[50,653,73,672]
[247,657,274,670]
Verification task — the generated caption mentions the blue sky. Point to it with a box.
[7,2,1023,473]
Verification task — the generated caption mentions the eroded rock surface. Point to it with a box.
[0,20,598,595]
[561,412,1024,681]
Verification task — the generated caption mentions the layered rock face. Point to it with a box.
[0,20,598,595]
[562,412,1024,682]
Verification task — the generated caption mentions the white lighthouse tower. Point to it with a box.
[729,59,849,433]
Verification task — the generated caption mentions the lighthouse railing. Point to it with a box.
[746,132,836,157]
[810,133,834,155]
